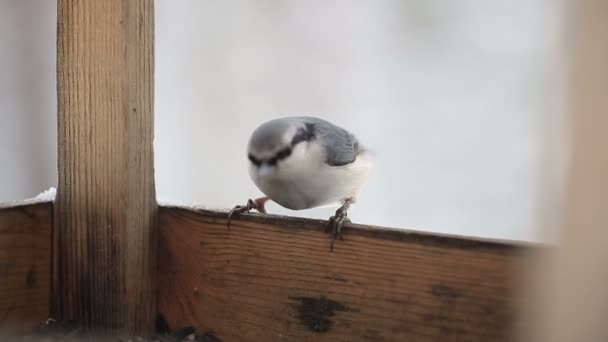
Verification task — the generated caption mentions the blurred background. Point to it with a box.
[0,0,566,242]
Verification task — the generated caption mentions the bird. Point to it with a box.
[228,116,371,251]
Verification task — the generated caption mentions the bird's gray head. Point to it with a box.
[247,118,315,169]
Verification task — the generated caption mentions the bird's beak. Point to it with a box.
[258,164,273,178]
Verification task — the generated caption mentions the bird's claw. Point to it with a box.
[227,197,269,229]
[327,206,351,252]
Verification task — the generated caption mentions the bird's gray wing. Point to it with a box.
[298,117,362,167]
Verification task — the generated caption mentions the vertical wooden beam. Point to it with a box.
[519,1,608,341]
[55,0,156,335]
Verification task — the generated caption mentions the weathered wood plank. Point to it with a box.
[158,206,525,341]
[0,203,52,331]
[55,0,157,335]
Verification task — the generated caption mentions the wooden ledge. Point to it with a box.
[158,206,526,341]
[0,202,527,339]
[0,202,53,331]
[168,205,524,251]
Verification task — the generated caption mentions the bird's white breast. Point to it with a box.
[248,142,371,210]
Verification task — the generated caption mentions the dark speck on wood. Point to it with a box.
[323,275,348,283]
[155,312,171,334]
[289,296,349,333]
[26,265,37,288]
[430,284,462,299]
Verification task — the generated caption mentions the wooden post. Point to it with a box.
[519,1,608,341]
[55,0,156,335]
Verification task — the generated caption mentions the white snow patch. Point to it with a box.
[157,198,228,212]
[34,187,57,201]
[0,187,56,209]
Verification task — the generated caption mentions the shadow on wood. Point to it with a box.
[158,206,526,341]
[0,203,52,332]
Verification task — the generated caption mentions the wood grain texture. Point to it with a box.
[159,207,526,342]
[56,0,157,335]
[0,203,52,331]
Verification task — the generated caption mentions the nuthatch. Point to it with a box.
[229,116,371,251]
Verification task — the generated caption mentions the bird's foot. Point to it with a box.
[326,199,353,252]
[227,197,269,229]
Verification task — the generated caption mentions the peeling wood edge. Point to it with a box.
[160,205,537,252]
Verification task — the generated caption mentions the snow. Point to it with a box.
[157,198,226,212]
[33,187,56,201]
[0,187,56,209]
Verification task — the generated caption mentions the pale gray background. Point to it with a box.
[1,0,567,242]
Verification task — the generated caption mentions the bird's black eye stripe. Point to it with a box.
[249,147,292,167]
[276,147,292,160]
[267,147,291,166]
[248,154,261,166]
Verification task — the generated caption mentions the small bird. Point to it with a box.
[228,116,371,251]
